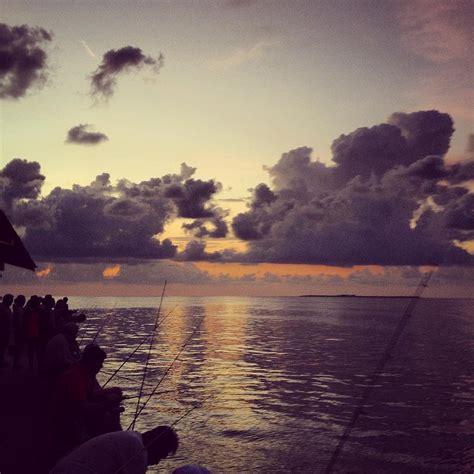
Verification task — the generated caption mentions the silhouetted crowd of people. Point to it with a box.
[0,293,84,372]
[0,293,211,474]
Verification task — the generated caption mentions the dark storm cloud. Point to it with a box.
[0,23,52,99]
[176,240,222,262]
[388,111,454,160]
[1,160,225,262]
[0,158,45,209]
[331,111,454,183]
[66,124,109,145]
[442,193,474,231]
[232,110,474,266]
[90,46,164,101]
[182,215,228,238]
[165,179,222,219]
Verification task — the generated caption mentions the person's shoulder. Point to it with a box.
[99,430,143,448]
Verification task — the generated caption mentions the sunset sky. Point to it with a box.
[1,0,473,297]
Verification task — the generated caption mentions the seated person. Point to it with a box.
[45,322,80,378]
[51,344,123,455]
[50,425,179,474]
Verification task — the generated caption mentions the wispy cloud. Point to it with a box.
[208,40,278,71]
[397,0,473,121]
[398,0,471,63]
[80,40,96,59]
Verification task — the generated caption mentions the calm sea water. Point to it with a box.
[69,296,474,473]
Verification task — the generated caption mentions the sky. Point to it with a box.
[1,0,473,297]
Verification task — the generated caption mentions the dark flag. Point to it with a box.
[0,210,37,271]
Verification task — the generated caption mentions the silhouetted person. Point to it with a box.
[0,294,14,367]
[12,294,26,370]
[39,295,56,364]
[51,344,123,455]
[45,322,80,378]
[24,295,41,371]
[55,300,86,331]
[50,425,179,474]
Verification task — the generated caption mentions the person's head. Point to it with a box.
[142,425,179,465]
[55,299,65,310]
[62,322,79,342]
[14,295,25,307]
[43,294,55,309]
[81,344,106,375]
[28,295,40,309]
[2,294,14,307]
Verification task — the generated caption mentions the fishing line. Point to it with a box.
[89,301,118,346]
[127,316,205,430]
[130,280,167,430]
[114,391,215,474]
[77,304,100,346]
[122,388,175,400]
[132,374,219,414]
[100,370,158,388]
[101,304,177,388]
[324,270,434,473]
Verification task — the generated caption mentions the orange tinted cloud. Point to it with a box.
[194,262,385,279]
[36,265,52,278]
[103,264,121,279]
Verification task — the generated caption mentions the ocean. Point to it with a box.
[69,296,473,473]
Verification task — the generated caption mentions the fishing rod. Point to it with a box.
[132,374,220,414]
[101,304,177,389]
[101,370,159,388]
[114,391,215,474]
[324,270,434,474]
[89,301,118,346]
[77,319,89,346]
[122,388,175,400]
[77,305,100,346]
[127,316,204,430]
[131,280,167,430]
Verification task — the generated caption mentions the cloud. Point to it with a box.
[66,124,109,146]
[176,240,224,262]
[182,212,229,238]
[164,179,224,219]
[0,23,52,99]
[36,265,52,278]
[0,158,45,210]
[0,259,215,286]
[103,264,121,279]
[232,110,474,266]
[66,124,109,145]
[1,161,225,262]
[208,40,277,71]
[397,1,473,120]
[90,46,164,101]
[398,1,471,63]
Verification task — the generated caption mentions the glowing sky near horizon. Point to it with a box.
[1,0,473,296]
